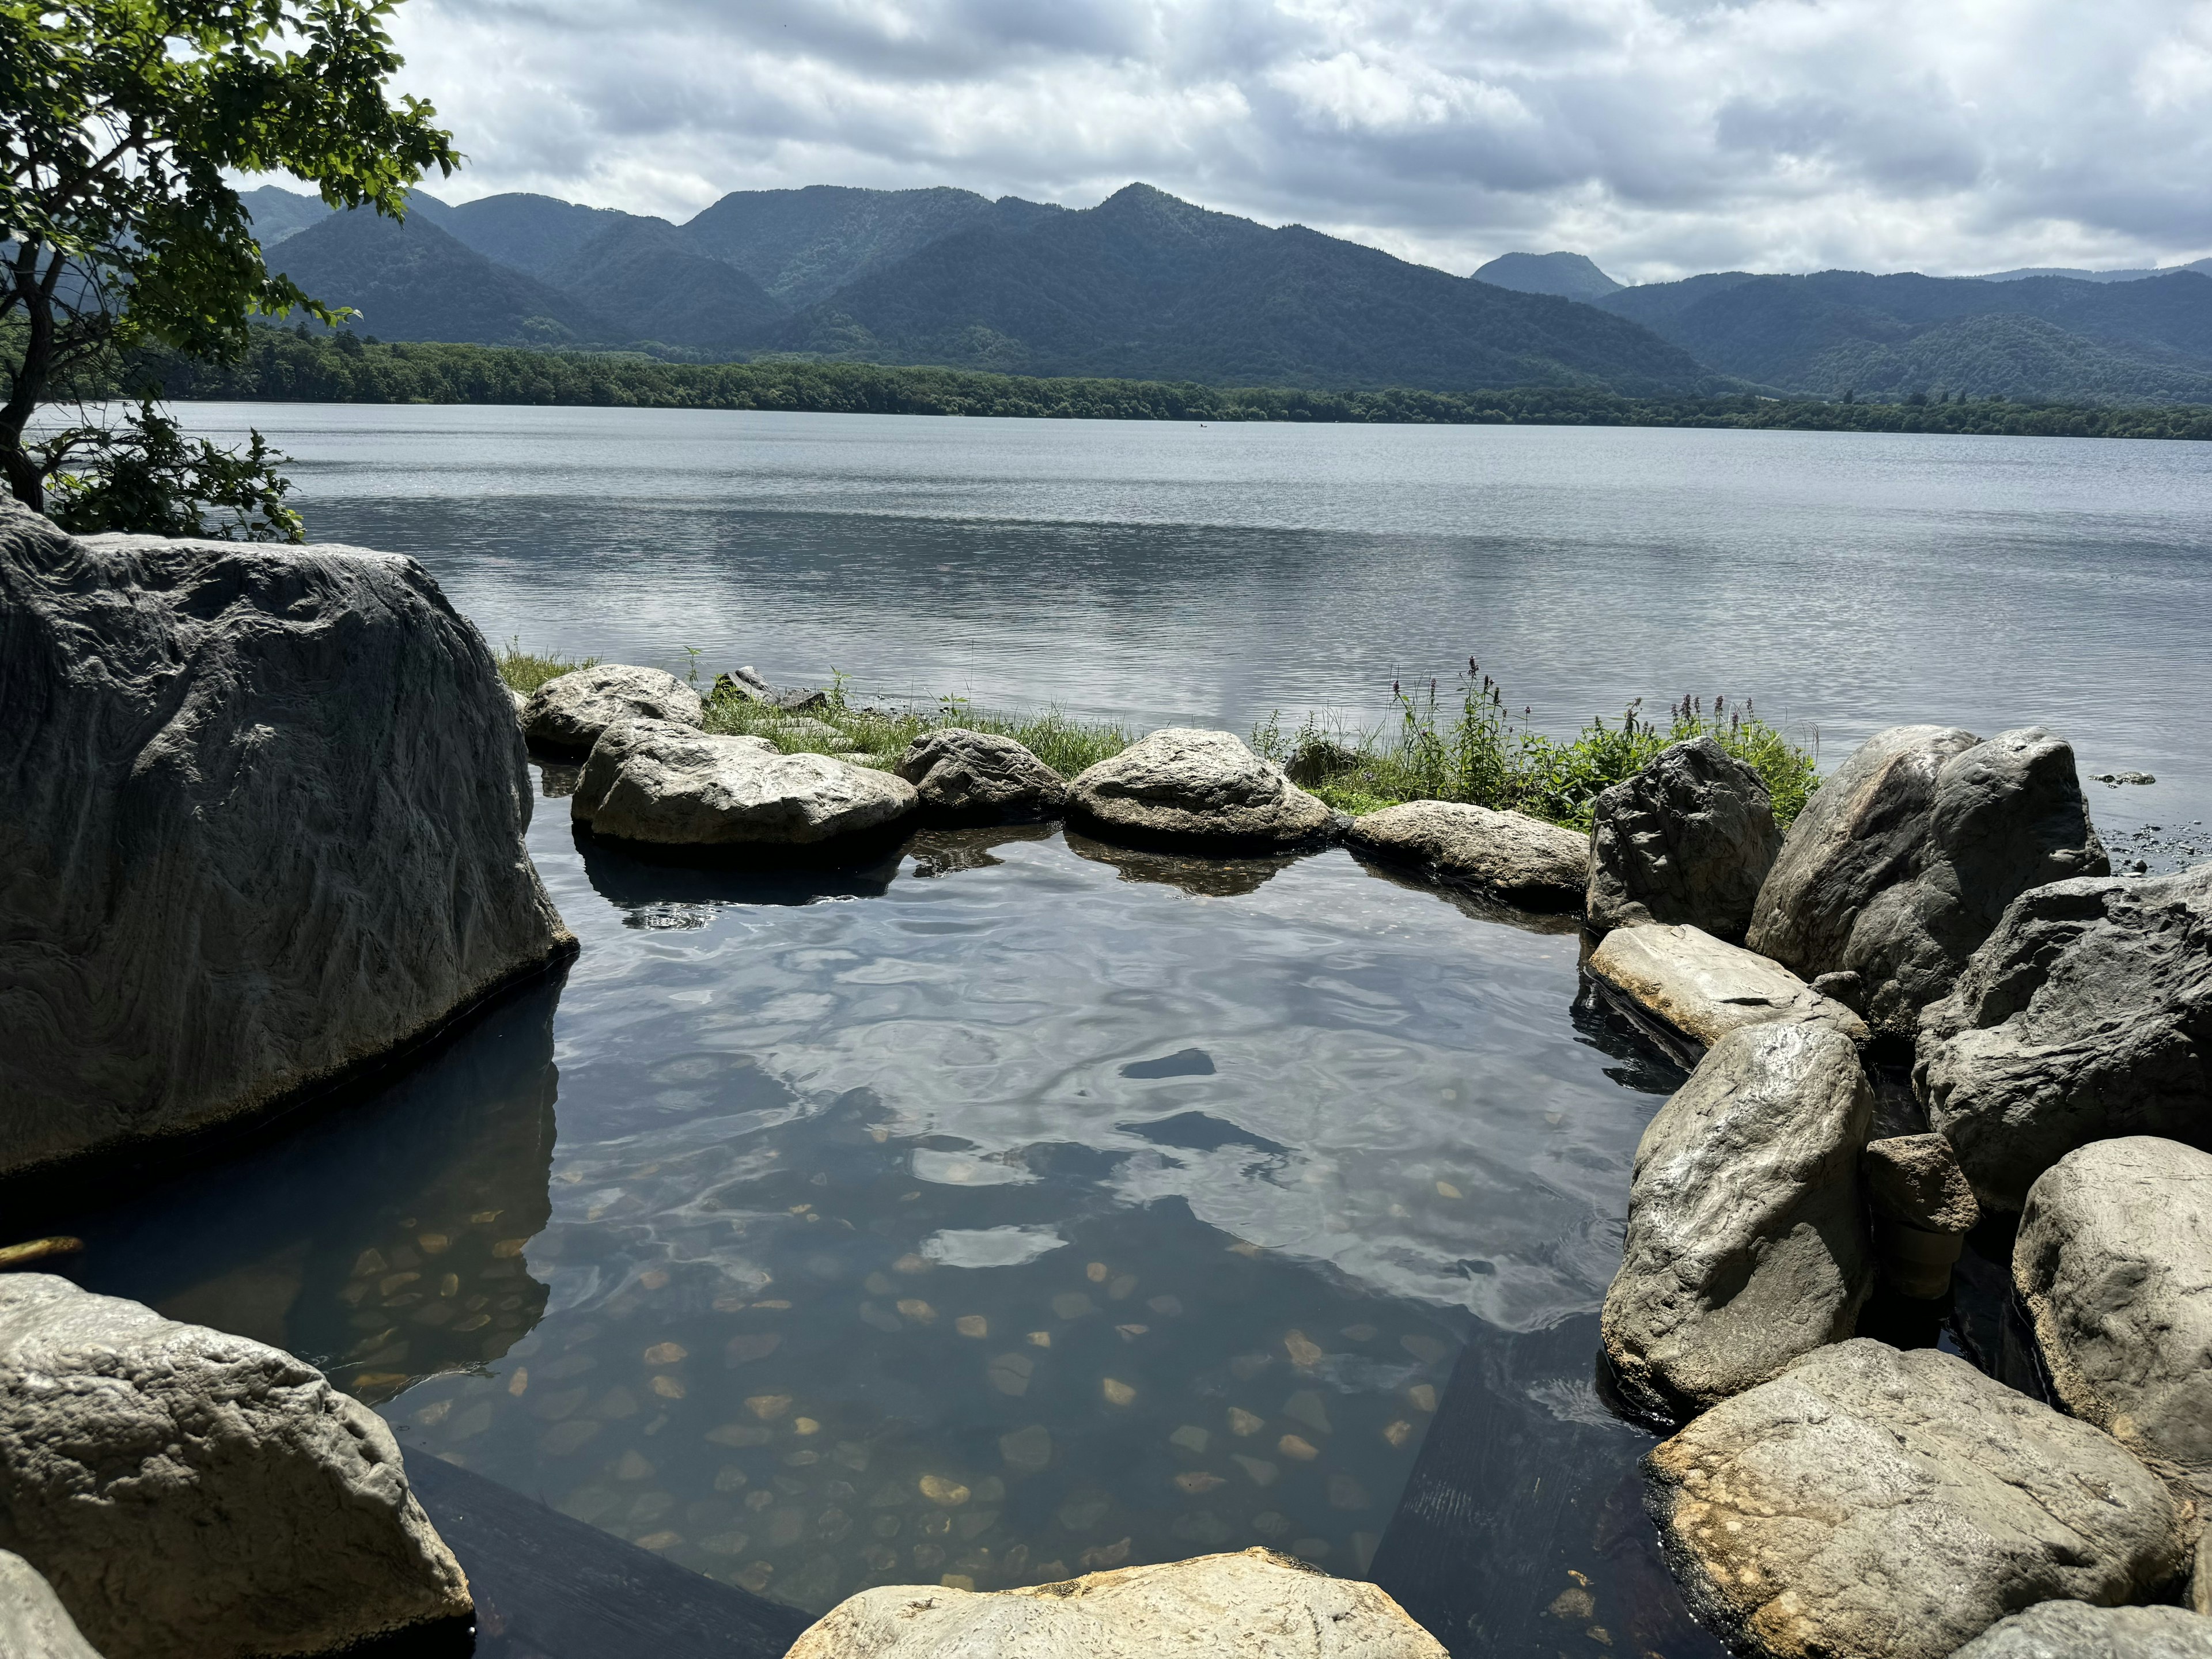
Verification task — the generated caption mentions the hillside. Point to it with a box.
[679,185,1010,305]
[771,184,1717,394]
[442,193,659,278]
[1473,252,1622,301]
[544,222,788,351]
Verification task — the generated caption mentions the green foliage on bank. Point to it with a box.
[111,327,2212,440]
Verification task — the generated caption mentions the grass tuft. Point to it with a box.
[495,638,600,696]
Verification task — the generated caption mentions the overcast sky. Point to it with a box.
[381,0,2212,282]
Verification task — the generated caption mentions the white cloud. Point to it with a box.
[377,0,2212,281]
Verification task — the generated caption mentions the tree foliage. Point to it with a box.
[0,0,456,529]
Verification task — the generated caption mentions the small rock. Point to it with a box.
[1067,729,1335,851]
[2016,1137,2212,1510]
[1647,1340,2185,1659]
[1346,801,1588,911]
[895,729,1068,823]
[521,663,703,757]
[783,1547,1447,1657]
[0,1551,103,1659]
[2095,771,2159,787]
[711,666,775,703]
[1586,737,1782,941]
[1600,1022,1873,1421]
[1916,861,2212,1209]
[0,1276,471,1659]
[1949,1601,2211,1659]
[1863,1132,1980,1298]
[1585,922,1868,1065]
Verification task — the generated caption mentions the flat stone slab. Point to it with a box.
[785,1547,1447,1657]
[1346,801,1586,910]
[1587,922,1868,1063]
[1648,1340,2185,1659]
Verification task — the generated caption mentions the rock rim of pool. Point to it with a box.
[896,727,1070,824]
[1586,735,1782,942]
[1067,728,1339,853]
[1344,799,1587,911]
[573,722,919,852]
[522,663,703,758]
[1585,921,1868,1065]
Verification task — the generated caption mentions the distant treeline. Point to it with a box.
[97,328,2212,441]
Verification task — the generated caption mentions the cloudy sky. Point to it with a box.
[383,0,2212,282]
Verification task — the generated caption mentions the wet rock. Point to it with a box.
[1600,1022,1874,1421]
[1586,922,1867,1065]
[0,1551,103,1659]
[784,1546,1446,1657]
[0,1275,471,1659]
[521,663,703,757]
[1747,725,2109,1039]
[1068,729,1336,852]
[895,729,1068,823]
[1586,737,1782,942]
[1950,1602,2212,1659]
[1347,801,1587,911]
[0,503,571,1176]
[2014,1137,2212,1511]
[1863,1132,1980,1298]
[1647,1340,2186,1659]
[1916,861,2211,1209]
[580,730,918,849]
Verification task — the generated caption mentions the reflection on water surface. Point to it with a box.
[60,775,1729,1655]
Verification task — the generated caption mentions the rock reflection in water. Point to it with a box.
[574,824,904,929]
[57,973,564,1405]
[1063,829,1302,897]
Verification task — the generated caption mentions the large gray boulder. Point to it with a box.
[0,1275,471,1659]
[1346,800,1587,910]
[784,1547,1446,1658]
[2014,1138,2212,1512]
[0,502,571,1177]
[520,662,702,756]
[1600,1022,1874,1421]
[577,726,918,847]
[1067,728,1335,851]
[895,728,1067,822]
[0,1552,103,1659]
[1586,922,1867,1066]
[1647,1340,2186,1659]
[1916,863,2212,1209]
[570,718,772,823]
[1747,725,2108,1039]
[1950,1601,2212,1659]
[1587,737,1782,941]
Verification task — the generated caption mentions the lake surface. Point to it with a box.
[50,406,2212,1653]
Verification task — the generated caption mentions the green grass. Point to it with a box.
[516,651,1820,831]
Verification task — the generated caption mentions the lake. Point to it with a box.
[49,406,2212,1654]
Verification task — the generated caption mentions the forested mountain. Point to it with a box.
[544,221,787,351]
[680,185,1017,305]
[441,193,654,278]
[1472,251,1622,301]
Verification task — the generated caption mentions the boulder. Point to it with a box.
[578,727,918,849]
[1864,1131,1980,1298]
[1586,737,1782,941]
[0,1275,470,1659]
[1647,1340,2186,1659]
[895,728,1068,823]
[1600,1022,1874,1421]
[1347,801,1586,910]
[1950,1602,2212,1659]
[1585,922,1868,1066]
[2014,1138,2212,1511]
[570,719,772,823]
[783,1547,1446,1658]
[0,502,572,1177]
[1068,728,1336,852]
[0,1552,102,1659]
[520,662,702,757]
[1747,725,2108,1039]
[1916,863,2212,1210]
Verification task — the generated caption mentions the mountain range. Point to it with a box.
[243,183,2212,404]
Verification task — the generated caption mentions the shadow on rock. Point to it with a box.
[43,971,567,1405]
[1063,828,1306,896]
[574,823,905,922]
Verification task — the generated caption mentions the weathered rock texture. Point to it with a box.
[1747,725,2108,1039]
[1347,801,1587,910]
[1587,737,1782,941]
[2014,1138,2212,1512]
[0,1552,103,1659]
[1587,923,1868,1066]
[784,1547,1446,1658]
[895,728,1068,822]
[1950,1602,2212,1659]
[1917,863,2212,1210]
[1648,1340,2186,1659]
[1068,729,1335,851]
[520,662,702,756]
[0,1275,470,1659]
[1601,1023,1874,1421]
[1864,1132,1980,1298]
[0,502,571,1177]
[577,726,917,847]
